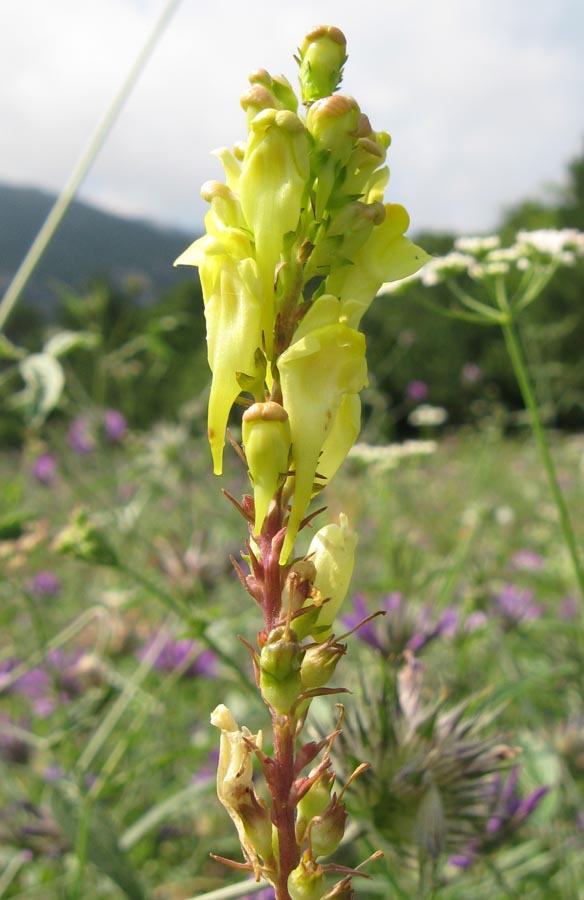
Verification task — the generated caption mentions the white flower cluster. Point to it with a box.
[378,228,584,292]
[348,439,438,470]
[408,404,449,427]
[515,228,584,265]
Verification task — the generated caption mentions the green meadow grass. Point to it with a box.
[1,425,584,899]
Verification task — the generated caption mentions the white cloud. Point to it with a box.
[0,0,582,236]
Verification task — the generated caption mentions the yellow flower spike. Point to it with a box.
[239,108,310,358]
[242,401,292,535]
[210,705,272,879]
[298,24,347,105]
[327,203,431,324]
[278,323,367,564]
[307,513,357,642]
[205,256,264,474]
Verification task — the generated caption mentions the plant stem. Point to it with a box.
[494,277,584,602]
[272,715,299,899]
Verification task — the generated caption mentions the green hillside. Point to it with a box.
[0,182,199,309]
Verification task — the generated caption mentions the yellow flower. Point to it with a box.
[307,513,357,641]
[278,299,367,562]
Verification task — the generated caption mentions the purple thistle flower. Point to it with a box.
[406,379,429,402]
[493,584,543,625]
[67,417,95,455]
[343,594,457,658]
[30,453,57,486]
[31,571,61,597]
[103,409,127,443]
[139,633,217,678]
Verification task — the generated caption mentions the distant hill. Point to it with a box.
[0,182,199,310]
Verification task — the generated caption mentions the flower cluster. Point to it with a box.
[176,24,428,564]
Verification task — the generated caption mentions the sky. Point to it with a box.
[1,0,583,239]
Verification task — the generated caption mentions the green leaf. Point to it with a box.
[50,784,146,900]
[13,353,65,423]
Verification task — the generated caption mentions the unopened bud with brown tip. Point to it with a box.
[298,25,347,104]
[242,401,291,535]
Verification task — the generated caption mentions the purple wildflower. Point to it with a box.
[103,409,127,443]
[406,380,429,402]
[560,595,579,620]
[67,417,95,454]
[510,549,544,572]
[31,571,61,597]
[139,633,217,678]
[450,767,549,869]
[343,594,457,658]
[461,362,482,385]
[465,610,488,633]
[493,584,543,625]
[30,453,57,486]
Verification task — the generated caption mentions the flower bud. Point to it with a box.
[298,25,347,104]
[300,640,345,690]
[242,401,291,534]
[259,626,303,714]
[249,68,298,112]
[309,796,348,858]
[307,514,357,641]
[306,95,361,218]
[297,768,335,838]
[288,852,326,900]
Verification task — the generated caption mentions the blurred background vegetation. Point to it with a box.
[1,148,583,447]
